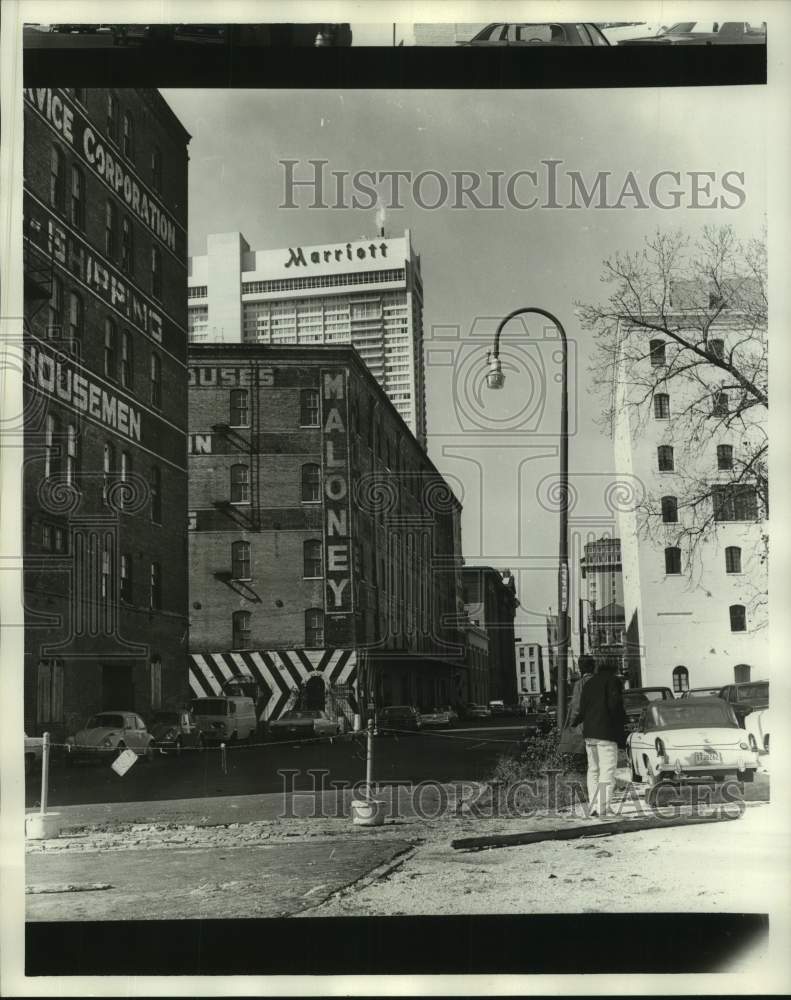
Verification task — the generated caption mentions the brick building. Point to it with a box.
[462,567,519,703]
[22,88,191,739]
[187,343,465,723]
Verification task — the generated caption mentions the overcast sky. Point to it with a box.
[161,86,766,644]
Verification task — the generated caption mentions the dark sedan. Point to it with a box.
[267,709,340,741]
[378,705,422,734]
[718,681,769,725]
[620,21,766,45]
[460,23,610,46]
[624,686,674,731]
[150,708,203,756]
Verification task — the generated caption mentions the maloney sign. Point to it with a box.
[322,370,354,618]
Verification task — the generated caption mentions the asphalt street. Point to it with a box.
[26,721,528,809]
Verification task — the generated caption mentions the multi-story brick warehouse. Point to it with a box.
[22,88,191,739]
[187,343,465,723]
[187,230,427,447]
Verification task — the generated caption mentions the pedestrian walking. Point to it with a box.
[569,658,627,817]
[558,654,596,769]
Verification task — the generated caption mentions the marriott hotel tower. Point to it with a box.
[187,230,427,446]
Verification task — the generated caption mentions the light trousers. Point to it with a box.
[584,738,618,814]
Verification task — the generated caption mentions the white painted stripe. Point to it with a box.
[190,654,222,695]
[248,651,281,721]
[337,652,358,685]
[210,652,234,682]
[229,652,254,676]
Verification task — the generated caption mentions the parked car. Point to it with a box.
[619,21,766,45]
[267,708,340,741]
[627,698,759,787]
[150,708,203,755]
[460,703,492,720]
[488,700,507,716]
[24,732,44,775]
[191,695,258,744]
[680,687,722,699]
[378,705,422,733]
[717,680,769,725]
[460,22,611,46]
[65,712,155,764]
[420,707,454,729]
[598,22,669,44]
[440,705,460,725]
[623,686,674,731]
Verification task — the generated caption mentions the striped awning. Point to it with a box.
[188,649,357,721]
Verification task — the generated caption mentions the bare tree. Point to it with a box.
[577,225,767,620]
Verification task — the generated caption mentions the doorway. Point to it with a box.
[102,664,134,709]
[303,674,326,711]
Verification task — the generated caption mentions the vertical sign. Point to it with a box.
[322,370,354,618]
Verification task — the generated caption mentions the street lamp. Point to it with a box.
[485,307,570,732]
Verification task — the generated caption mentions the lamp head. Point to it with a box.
[485,352,505,390]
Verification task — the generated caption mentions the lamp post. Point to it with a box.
[485,307,570,732]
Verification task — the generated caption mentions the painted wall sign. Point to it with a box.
[24,88,182,256]
[188,434,212,454]
[188,366,275,387]
[322,369,354,615]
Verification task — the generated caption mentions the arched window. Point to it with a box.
[661,495,678,523]
[729,604,746,632]
[232,611,251,650]
[305,608,324,647]
[301,463,320,502]
[71,165,85,229]
[657,445,674,472]
[725,546,742,574]
[717,444,733,470]
[303,540,322,578]
[649,339,666,366]
[734,663,751,683]
[50,145,65,211]
[664,547,682,574]
[230,464,250,503]
[230,389,249,427]
[653,393,670,419]
[712,390,729,417]
[672,665,689,693]
[231,540,251,580]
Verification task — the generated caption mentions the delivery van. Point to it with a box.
[190,695,258,743]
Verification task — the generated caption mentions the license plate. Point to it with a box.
[694,750,721,763]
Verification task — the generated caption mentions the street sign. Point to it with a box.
[560,564,569,613]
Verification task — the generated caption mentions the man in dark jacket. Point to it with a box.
[569,659,627,817]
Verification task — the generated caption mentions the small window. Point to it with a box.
[649,339,666,366]
[120,451,132,509]
[230,389,249,427]
[230,464,250,503]
[70,165,84,229]
[68,292,83,343]
[717,444,733,470]
[44,415,59,478]
[65,423,78,485]
[101,543,112,602]
[734,663,751,683]
[120,553,132,603]
[150,353,162,408]
[150,466,162,523]
[661,495,678,523]
[104,319,117,379]
[105,200,117,257]
[120,330,133,389]
[232,610,251,650]
[151,147,162,192]
[709,339,725,361]
[103,442,115,502]
[303,540,323,578]
[305,608,324,647]
[49,145,65,211]
[122,111,134,160]
[664,546,682,575]
[106,92,118,141]
[231,540,251,580]
[300,388,320,426]
[729,604,746,632]
[657,445,674,472]
[151,246,162,300]
[653,393,670,420]
[672,665,690,694]
[725,546,742,574]
[121,217,134,275]
[48,274,63,337]
[712,484,758,522]
[150,562,162,610]
[301,463,320,502]
[711,390,729,417]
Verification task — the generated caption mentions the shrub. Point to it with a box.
[492,728,588,811]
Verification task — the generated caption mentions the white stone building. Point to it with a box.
[515,642,545,706]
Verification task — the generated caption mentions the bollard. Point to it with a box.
[353,713,362,732]
[40,731,50,815]
[220,742,227,774]
[350,718,385,826]
[26,731,61,840]
[365,718,374,799]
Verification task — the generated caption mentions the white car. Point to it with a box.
[627,698,759,787]
[65,711,155,764]
[598,22,669,44]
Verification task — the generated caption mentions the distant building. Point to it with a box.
[462,567,519,703]
[187,342,464,724]
[580,536,627,679]
[463,618,490,705]
[515,642,545,707]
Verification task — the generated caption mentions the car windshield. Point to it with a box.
[735,683,768,700]
[85,714,125,729]
[649,703,737,729]
[191,699,228,715]
[625,690,667,708]
[153,711,179,723]
[685,689,720,698]
[665,22,718,35]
